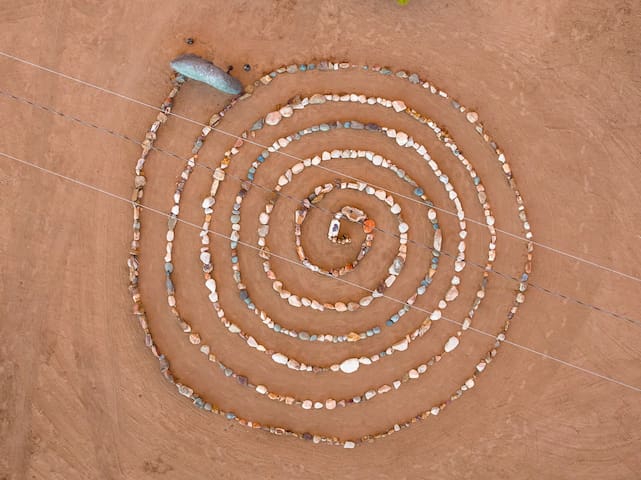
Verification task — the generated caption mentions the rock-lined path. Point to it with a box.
[128,60,533,447]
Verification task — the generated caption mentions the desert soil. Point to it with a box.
[1,1,641,479]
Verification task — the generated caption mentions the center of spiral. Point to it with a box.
[293,181,404,280]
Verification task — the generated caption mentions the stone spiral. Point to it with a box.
[127,60,534,448]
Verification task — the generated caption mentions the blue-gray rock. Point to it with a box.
[170,54,243,95]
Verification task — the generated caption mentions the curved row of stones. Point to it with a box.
[191,101,476,371]
[254,175,411,312]
[195,137,464,371]
[127,60,534,448]
[165,87,506,399]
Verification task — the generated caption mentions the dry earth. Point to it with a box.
[1,1,641,479]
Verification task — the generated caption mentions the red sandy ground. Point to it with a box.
[1,1,640,479]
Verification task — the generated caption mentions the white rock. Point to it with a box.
[339,358,360,374]
[396,131,408,146]
[359,295,373,307]
[433,229,442,251]
[256,385,267,395]
[272,353,288,365]
[259,212,269,224]
[445,286,459,302]
[466,111,479,123]
[279,105,294,117]
[265,111,282,126]
[392,100,407,112]
[205,279,216,292]
[213,168,225,182]
[430,310,442,321]
[291,162,304,175]
[444,336,459,353]
[378,385,392,394]
[309,93,326,104]
[392,339,409,351]
[390,203,401,214]
[288,295,302,307]
[398,222,409,233]
[202,196,215,209]
[344,441,356,449]
[200,252,211,264]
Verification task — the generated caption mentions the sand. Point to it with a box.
[1,1,641,479]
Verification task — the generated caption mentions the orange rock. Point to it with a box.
[363,219,376,233]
